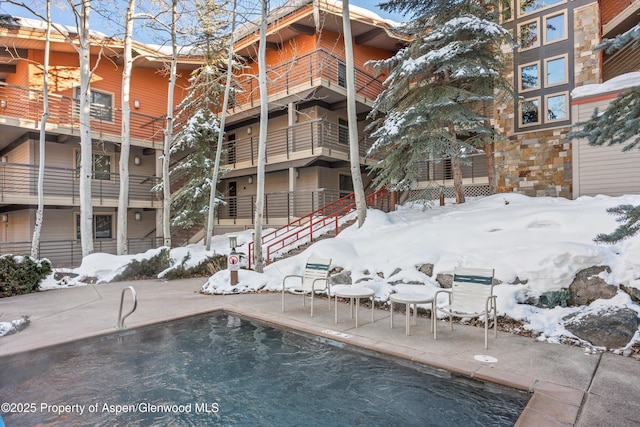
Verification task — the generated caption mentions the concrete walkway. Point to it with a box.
[0,278,638,426]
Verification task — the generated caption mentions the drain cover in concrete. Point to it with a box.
[474,355,498,363]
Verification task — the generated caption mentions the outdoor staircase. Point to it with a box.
[248,188,390,269]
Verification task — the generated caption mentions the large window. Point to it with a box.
[76,214,113,239]
[520,97,540,126]
[519,62,540,91]
[74,87,114,121]
[545,55,568,87]
[518,19,539,50]
[75,151,112,180]
[544,12,567,44]
[520,0,564,15]
[546,93,568,122]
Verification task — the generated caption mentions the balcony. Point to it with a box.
[0,162,161,208]
[0,82,165,149]
[232,49,384,115]
[223,119,377,169]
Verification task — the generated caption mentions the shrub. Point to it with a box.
[161,253,227,280]
[111,248,172,282]
[0,255,52,298]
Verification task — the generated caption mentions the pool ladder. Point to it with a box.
[116,286,138,329]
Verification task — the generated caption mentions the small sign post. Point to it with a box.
[228,236,240,285]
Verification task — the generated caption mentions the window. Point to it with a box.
[545,55,568,87]
[501,0,513,22]
[520,97,540,126]
[337,61,347,87]
[520,0,564,15]
[76,214,113,239]
[546,92,568,122]
[338,118,349,145]
[339,174,354,196]
[518,19,539,50]
[519,62,540,91]
[75,151,112,180]
[544,12,566,44]
[74,87,113,121]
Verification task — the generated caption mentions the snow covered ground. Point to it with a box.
[6,194,640,350]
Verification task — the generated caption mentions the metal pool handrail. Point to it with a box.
[116,286,138,329]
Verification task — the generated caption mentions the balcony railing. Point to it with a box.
[223,119,376,167]
[0,237,164,268]
[416,154,488,183]
[0,162,161,205]
[216,188,344,223]
[0,82,165,147]
[233,48,384,110]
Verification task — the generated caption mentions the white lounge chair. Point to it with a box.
[434,267,497,349]
[282,257,332,317]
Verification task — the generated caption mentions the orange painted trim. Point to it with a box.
[572,91,622,105]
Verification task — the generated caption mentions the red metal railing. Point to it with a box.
[247,187,389,269]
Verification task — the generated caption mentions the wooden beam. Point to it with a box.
[355,28,382,45]
[290,23,315,35]
[0,64,16,73]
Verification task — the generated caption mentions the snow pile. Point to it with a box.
[571,72,640,98]
[201,193,640,346]
[0,317,29,337]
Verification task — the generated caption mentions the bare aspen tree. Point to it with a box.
[75,0,95,257]
[252,0,269,272]
[162,0,179,248]
[116,0,136,255]
[342,0,367,227]
[206,0,237,251]
[30,0,52,258]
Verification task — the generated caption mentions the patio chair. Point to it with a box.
[433,267,497,349]
[282,257,332,317]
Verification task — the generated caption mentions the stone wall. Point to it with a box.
[493,1,600,199]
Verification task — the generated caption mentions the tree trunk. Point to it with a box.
[31,0,52,259]
[448,124,465,204]
[78,0,94,257]
[483,102,497,194]
[342,0,367,227]
[117,0,135,255]
[206,0,237,251]
[162,0,178,248]
[253,0,269,272]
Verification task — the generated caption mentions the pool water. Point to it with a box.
[1,312,528,426]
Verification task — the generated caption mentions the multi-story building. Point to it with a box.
[211,0,408,235]
[0,17,198,264]
[496,0,639,199]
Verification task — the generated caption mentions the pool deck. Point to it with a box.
[1,278,638,426]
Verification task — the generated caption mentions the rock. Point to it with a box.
[436,273,453,288]
[511,276,528,285]
[389,268,402,278]
[329,270,352,285]
[355,277,372,284]
[377,272,384,278]
[54,272,79,281]
[621,284,640,304]
[418,263,434,277]
[564,308,639,349]
[568,266,616,306]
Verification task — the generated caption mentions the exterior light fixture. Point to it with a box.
[229,235,237,250]
[1,214,8,222]
[133,99,140,109]
[247,126,252,135]
[248,176,253,184]
[134,156,141,166]
[134,212,142,221]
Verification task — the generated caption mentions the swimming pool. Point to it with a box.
[1,312,528,425]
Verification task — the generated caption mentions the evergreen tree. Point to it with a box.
[367,14,511,202]
[568,23,640,243]
[167,0,228,230]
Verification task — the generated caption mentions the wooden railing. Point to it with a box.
[0,162,161,205]
[232,48,384,111]
[247,187,390,269]
[223,118,376,167]
[0,82,165,146]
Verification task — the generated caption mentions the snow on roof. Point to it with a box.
[571,72,640,99]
